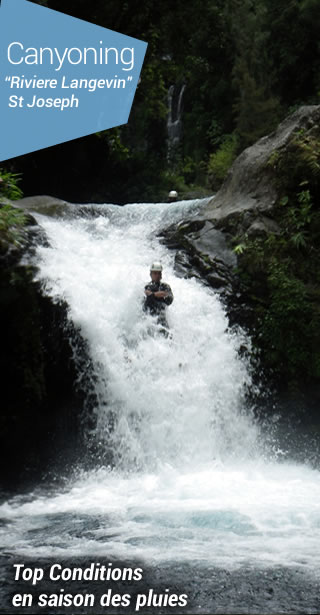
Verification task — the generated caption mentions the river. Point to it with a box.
[0,197,319,613]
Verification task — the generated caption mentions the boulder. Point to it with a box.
[203,105,320,234]
[160,219,237,295]
[14,194,72,218]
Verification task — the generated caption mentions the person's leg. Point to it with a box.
[157,312,170,337]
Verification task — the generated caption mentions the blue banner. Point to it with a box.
[0,0,147,160]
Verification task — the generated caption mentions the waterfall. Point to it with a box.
[32,197,257,470]
[167,84,186,162]
[0,197,320,577]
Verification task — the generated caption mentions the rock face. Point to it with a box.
[161,219,237,293]
[0,203,95,487]
[14,194,72,218]
[203,105,320,232]
[159,218,247,329]
[160,105,320,328]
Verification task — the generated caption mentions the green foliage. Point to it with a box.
[19,0,320,203]
[263,0,320,105]
[0,168,23,201]
[261,260,316,380]
[293,132,320,180]
[280,189,312,242]
[97,127,130,162]
[290,230,307,249]
[235,168,320,388]
[267,130,320,195]
[0,205,28,246]
[228,0,283,148]
[180,157,198,185]
[233,67,282,148]
[236,238,320,386]
[233,242,247,255]
[207,134,239,189]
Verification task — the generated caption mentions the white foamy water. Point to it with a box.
[1,198,320,572]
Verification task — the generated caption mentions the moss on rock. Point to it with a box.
[233,126,320,390]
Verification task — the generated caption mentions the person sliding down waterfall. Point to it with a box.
[143,262,174,336]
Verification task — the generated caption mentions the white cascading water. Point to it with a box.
[1,198,320,570]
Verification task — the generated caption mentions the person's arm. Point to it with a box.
[163,284,174,305]
[152,284,173,303]
[144,284,153,296]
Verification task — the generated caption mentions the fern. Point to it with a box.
[290,231,307,248]
[293,134,320,179]
[0,204,28,246]
[233,242,247,255]
[0,168,23,201]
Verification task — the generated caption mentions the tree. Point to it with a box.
[228,0,282,148]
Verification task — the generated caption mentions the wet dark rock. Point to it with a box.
[0,207,95,488]
[160,220,236,293]
[159,215,250,330]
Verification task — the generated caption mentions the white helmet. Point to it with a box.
[169,190,178,199]
[150,262,163,272]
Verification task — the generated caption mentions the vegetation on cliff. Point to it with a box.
[233,128,320,390]
[4,0,320,202]
[0,169,28,249]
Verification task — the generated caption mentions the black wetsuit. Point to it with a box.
[143,281,174,329]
